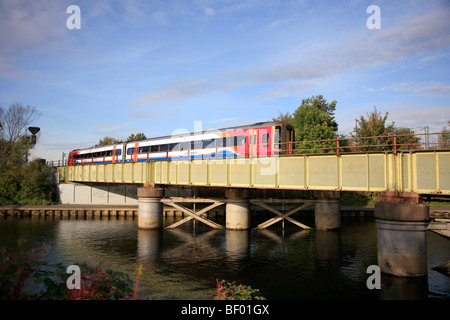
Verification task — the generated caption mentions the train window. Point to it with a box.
[203,139,215,148]
[236,136,246,146]
[262,134,269,146]
[127,148,134,155]
[151,145,158,152]
[216,138,225,148]
[191,140,202,150]
[159,145,168,152]
[179,141,190,151]
[169,143,179,151]
[226,136,236,147]
[140,146,150,153]
[116,149,122,156]
[274,127,281,149]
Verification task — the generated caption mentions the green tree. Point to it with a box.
[292,95,338,153]
[0,103,57,205]
[392,126,420,150]
[352,107,394,151]
[352,107,419,152]
[0,103,40,169]
[439,120,450,148]
[126,132,147,142]
[95,136,123,147]
[272,111,294,125]
[19,159,58,205]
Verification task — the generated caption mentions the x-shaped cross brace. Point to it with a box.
[251,200,315,230]
[162,198,225,229]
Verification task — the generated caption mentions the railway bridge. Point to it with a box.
[54,133,450,278]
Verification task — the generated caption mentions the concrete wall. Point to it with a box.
[58,183,194,205]
[58,183,139,205]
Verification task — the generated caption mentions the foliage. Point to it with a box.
[34,263,136,300]
[95,136,123,147]
[352,107,419,152]
[292,95,338,153]
[392,126,420,150]
[19,160,58,205]
[0,103,58,205]
[1,243,269,300]
[127,132,147,142]
[0,159,58,205]
[0,103,40,143]
[340,192,379,206]
[272,111,294,125]
[0,243,138,300]
[94,133,147,146]
[215,279,266,300]
[0,242,49,299]
[439,120,450,148]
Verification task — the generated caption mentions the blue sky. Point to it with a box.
[1,0,449,161]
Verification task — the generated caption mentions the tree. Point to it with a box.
[292,95,338,153]
[95,136,123,147]
[0,103,57,205]
[126,132,147,142]
[352,107,419,152]
[392,126,420,150]
[439,120,450,149]
[0,103,40,143]
[272,111,294,125]
[0,103,40,169]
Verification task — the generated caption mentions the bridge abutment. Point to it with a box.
[314,191,341,230]
[137,187,164,229]
[225,188,250,230]
[375,192,430,277]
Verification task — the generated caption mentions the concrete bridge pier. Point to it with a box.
[137,186,164,229]
[375,192,430,277]
[314,191,341,230]
[225,188,250,230]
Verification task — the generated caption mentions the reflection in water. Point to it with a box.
[0,215,448,299]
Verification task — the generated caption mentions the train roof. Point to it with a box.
[70,121,290,152]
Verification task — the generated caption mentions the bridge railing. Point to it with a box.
[47,159,68,167]
[283,131,450,156]
[46,131,450,167]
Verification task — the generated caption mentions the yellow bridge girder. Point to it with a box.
[57,150,450,195]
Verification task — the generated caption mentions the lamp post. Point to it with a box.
[28,127,40,145]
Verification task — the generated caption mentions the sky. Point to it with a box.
[1,0,449,162]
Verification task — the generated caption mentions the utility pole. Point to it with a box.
[423,126,429,150]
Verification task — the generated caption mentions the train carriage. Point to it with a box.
[67,121,294,165]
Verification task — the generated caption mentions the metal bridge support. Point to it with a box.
[137,186,164,229]
[314,191,341,230]
[375,192,429,277]
[225,188,250,230]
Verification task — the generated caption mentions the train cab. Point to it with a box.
[274,122,295,155]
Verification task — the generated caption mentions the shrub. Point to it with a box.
[215,279,266,300]
[0,242,138,300]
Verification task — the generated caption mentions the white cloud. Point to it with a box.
[204,7,215,16]
[130,4,450,107]
[390,82,450,96]
[388,106,450,132]
[0,1,68,55]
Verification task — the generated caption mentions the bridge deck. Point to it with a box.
[57,150,450,195]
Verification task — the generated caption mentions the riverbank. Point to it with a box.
[1,203,449,219]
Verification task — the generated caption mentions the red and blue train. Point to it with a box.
[67,121,294,165]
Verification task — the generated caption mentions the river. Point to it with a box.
[0,213,448,300]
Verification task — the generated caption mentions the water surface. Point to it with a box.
[0,214,448,300]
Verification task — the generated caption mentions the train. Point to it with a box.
[67,121,295,165]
